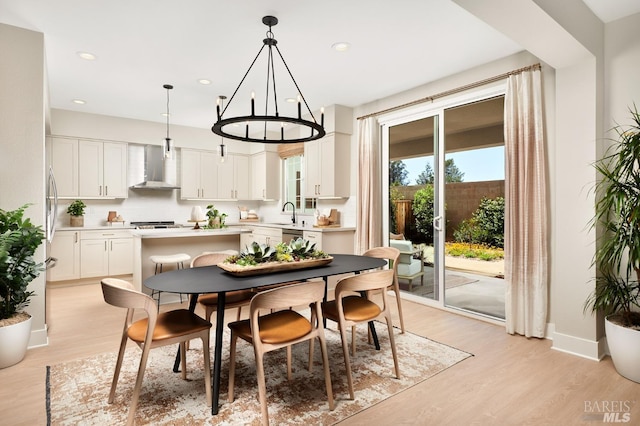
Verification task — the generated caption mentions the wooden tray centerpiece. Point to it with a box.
[218,238,332,276]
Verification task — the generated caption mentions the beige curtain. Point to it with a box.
[504,68,548,338]
[356,117,382,254]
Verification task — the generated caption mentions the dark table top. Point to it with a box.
[143,254,386,294]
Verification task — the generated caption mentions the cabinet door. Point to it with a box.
[103,142,128,198]
[47,231,80,281]
[180,149,201,199]
[108,238,133,275]
[251,153,266,200]
[234,154,250,199]
[304,139,321,197]
[80,239,110,278]
[251,152,280,200]
[318,136,335,197]
[50,138,78,197]
[78,141,104,197]
[217,156,235,199]
[200,151,218,199]
[303,231,323,252]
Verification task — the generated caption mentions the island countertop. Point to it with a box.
[131,227,252,239]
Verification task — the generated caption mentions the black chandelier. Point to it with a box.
[211,16,325,144]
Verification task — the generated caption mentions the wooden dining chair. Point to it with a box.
[320,269,400,400]
[363,246,404,333]
[227,280,334,425]
[191,252,254,322]
[100,278,212,426]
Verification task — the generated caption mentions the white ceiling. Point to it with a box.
[0,0,637,131]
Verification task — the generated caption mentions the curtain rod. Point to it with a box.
[356,63,541,121]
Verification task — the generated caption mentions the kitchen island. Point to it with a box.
[131,227,251,296]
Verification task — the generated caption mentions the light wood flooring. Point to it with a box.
[1,280,638,425]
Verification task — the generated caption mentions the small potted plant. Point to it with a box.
[0,204,44,368]
[67,200,86,227]
[205,204,227,229]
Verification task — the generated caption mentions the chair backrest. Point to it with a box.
[101,278,157,325]
[250,280,324,313]
[363,246,400,286]
[191,252,233,268]
[335,269,395,300]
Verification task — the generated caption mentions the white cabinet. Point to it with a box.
[251,226,282,246]
[217,153,250,200]
[46,230,81,281]
[78,141,128,198]
[303,229,355,254]
[251,151,280,200]
[50,138,79,197]
[80,230,133,278]
[180,149,217,199]
[304,133,350,198]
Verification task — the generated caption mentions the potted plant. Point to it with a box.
[205,204,227,229]
[67,199,86,227]
[585,104,640,382]
[0,204,44,368]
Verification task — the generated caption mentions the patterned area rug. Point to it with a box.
[47,324,472,425]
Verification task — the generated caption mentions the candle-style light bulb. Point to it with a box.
[297,95,301,119]
[251,91,255,116]
[216,98,221,120]
[321,106,325,127]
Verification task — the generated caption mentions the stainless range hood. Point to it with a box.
[129,145,180,190]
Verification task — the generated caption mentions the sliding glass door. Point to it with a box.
[382,90,506,320]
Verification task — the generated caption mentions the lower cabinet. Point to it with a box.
[80,230,133,278]
[303,230,355,254]
[250,226,282,247]
[47,230,81,281]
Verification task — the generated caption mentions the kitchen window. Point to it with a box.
[283,154,316,213]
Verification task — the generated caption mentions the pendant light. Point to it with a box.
[163,84,174,159]
[218,95,227,163]
[211,16,325,144]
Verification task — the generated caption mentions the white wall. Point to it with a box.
[0,24,47,347]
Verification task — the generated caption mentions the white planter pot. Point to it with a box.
[0,315,33,369]
[605,315,640,383]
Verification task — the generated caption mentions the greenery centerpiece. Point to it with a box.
[66,199,86,227]
[0,204,44,368]
[585,105,640,382]
[219,238,331,276]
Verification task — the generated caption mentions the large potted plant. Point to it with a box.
[586,105,640,382]
[0,204,44,368]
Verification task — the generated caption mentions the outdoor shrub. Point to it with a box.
[412,185,435,243]
[453,196,504,248]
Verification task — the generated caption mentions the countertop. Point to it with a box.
[131,227,252,239]
[227,222,356,232]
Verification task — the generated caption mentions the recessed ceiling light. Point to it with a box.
[72,99,86,105]
[285,97,297,103]
[198,79,212,85]
[331,42,351,52]
[76,51,96,61]
[161,112,170,117]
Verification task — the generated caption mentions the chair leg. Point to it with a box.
[286,346,292,381]
[385,314,400,379]
[317,333,335,411]
[393,284,406,334]
[127,343,152,426]
[201,332,212,407]
[108,331,129,404]
[180,342,188,380]
[338,324,355,400]
[351,325,356,356]
[236,306,243,321]
[228,332,238,403]
[255,351,270,425]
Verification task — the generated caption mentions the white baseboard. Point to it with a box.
[28,323,49,349]
[549,326,605,361]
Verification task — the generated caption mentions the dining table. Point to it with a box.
[143,253,387,415]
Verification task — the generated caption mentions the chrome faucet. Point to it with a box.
[282,201,296,225]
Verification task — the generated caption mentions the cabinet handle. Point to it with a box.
[99,185,102,196]
[104,241,107,251]
[105,186,108,196]
[110,241,113,251]
[74,232,78,243]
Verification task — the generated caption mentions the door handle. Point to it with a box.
[433,215,443,232]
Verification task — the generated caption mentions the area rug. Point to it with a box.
[47,324,472,425]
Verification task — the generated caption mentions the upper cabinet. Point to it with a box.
[217,153,250,200]
[251,151,280,200]
[304,133,351,199]
[303,105,352,199]
[50,138,128,199]
[181,148,217,200]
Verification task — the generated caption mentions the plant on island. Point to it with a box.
[205,204,227,229]
[224,237,328,267]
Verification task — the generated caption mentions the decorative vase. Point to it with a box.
[208,217,221,228]
[0,314,33,369]
[605,315,640,383]
[70,215,84,227]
